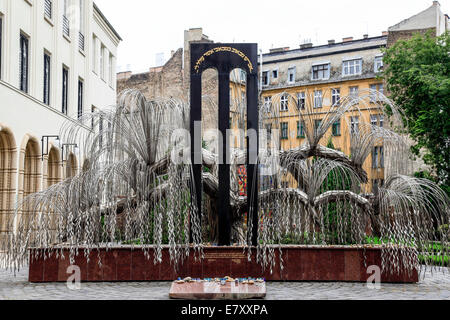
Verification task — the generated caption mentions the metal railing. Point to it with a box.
[44,0,52,19]
[79,32,85,51]
[62,15,70,37]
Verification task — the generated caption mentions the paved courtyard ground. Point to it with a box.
[0,267,448,300]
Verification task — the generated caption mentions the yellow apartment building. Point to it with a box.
[258,34,388,192]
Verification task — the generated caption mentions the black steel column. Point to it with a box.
[190,73,202,242]
[218,72,231,246]
[247,70,259,247]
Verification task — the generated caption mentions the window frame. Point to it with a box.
[313,90,323,108]
[78,78,84,119]
[264,96,272,112]
[287,66,296,84]
[280,94,289,112]
[297,121,305,138]
[350,116,359,134]
[281,122,289,140]
[43,51,51,105]
[374,55,383,73]
[311,63,330,81]
[332,119,341,136]
[62,66,69,115]
[19,32,30,93]
[272,69,278,80]
[342,58,362,77]
[332,88,341,106]
[262,71,269,86]
[297,92,306,110]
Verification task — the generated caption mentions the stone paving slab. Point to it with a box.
[0,267,448,300]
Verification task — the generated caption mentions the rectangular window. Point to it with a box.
[264,96,272,112]
[314,119,322,135]
[374,56,383,73]
[297,92,306,110]
[314,90,323,108]
[332,119,341,136]
[312,63,330,80]
[262,71,269,86]
[62,66,69,114]
[43,52,51,105]
[280,94,288,112]
[343,59,362,76]
[372,146,385,169]
[372,147,379,169]
[371,115,378,127]
[287,67,296,84]
[297,121,305,138]
[44,0,52,20]
[350,116,359,134]
[272,69,278,79]
[332,88,341,106]
[240,70,246,82]
[100,45,105,79]
[281,122,288,139]
[78,79,84,119]
[349,86,359,99]
[19,33,29,93]
[370,83,384,102]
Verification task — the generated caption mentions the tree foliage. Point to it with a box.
[383,31,450,195]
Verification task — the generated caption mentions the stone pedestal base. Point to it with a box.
[28,245,419,283]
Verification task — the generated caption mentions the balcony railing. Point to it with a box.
[79,32,85,52]
[62,15,70,37]
[44,0,52,19]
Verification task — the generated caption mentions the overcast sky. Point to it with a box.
[94,0,449,73]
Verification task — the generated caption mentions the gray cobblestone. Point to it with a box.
[0,267,448,300]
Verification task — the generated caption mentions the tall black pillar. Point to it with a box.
[190,43,259,246]
[190,73,202,242]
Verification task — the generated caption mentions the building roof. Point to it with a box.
[389,1,443,32]
[93,2,123,41]
[260,36,387,65]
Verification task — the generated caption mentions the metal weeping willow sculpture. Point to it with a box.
[0,56,448,279]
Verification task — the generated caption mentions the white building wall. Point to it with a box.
[0,0,120,196]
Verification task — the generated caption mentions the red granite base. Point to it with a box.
[28,246,419,283]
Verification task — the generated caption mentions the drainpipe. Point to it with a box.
[259,49,263,94]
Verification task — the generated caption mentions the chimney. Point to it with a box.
[328,39,335,45]
[171,50,175,57]
[343,37,353,42]
[363,34,369,39]
[270,47,290,53]
[433,1,440,7]
[382,31,388,36]
[300,43,313,49]
[117,71,132,81]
